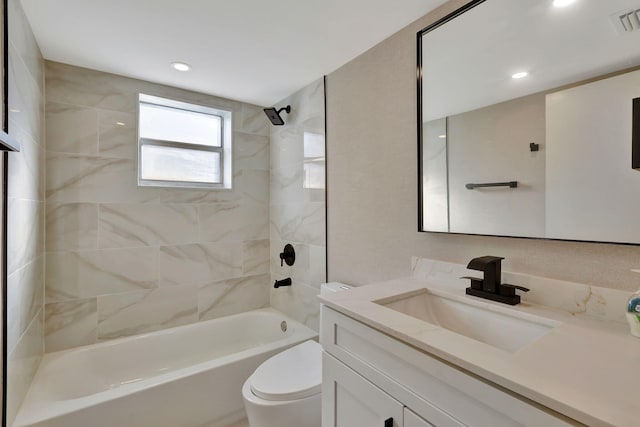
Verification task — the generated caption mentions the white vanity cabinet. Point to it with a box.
[320,306,582,427]
[405,409,435,427]
[323,352,434,427]
[323,352,404,427]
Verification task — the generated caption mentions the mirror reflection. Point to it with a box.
[419,0,640,244]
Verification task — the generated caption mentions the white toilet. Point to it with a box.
[242,282,351,427]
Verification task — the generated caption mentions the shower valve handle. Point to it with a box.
[279,244,295,267]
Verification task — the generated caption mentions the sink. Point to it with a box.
[375,289,558,352]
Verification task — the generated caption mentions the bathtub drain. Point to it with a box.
[280,321,288,332]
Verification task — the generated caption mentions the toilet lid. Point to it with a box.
[250,340,322,401]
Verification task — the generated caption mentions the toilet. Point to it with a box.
[242,282,351,427]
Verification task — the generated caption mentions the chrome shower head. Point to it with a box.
[264,105,291,126]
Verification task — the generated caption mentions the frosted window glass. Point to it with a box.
[139,103,222,146]
[303,132,325,189]
[304,162,325,189]
[303,132,325,158]
[141,145,221,183]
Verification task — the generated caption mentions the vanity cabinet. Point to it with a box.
[323,352,404,427]
[320,306,582,427]
[405,409,435,427]
[323,353,434,427]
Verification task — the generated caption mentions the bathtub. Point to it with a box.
[14,308,318,427]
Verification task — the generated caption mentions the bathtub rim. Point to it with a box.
[48,307,311,358]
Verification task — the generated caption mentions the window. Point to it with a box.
[303,132,325,189]
[138,94,232,189]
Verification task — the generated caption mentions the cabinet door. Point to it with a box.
[404,408,434,427]
[322,352,403,427]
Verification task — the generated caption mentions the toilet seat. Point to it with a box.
[249,340,322,401]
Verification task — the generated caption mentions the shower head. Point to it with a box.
[264,105,291,126]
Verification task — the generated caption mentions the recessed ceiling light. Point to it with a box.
[553,0,576,7]
[439,134,447,139]
[9,108,20,113]
[171,62,191,72]
[512,71,529,79]
[116,122,126,126]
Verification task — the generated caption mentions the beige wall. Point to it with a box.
[269,78,326,332]
[448,93,546,237]
[6,0,46,423]
[44,62,271,352]
[326,0,640,291]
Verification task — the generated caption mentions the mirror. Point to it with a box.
[418,0,640,244]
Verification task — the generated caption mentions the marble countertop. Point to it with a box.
[319,275,639,427]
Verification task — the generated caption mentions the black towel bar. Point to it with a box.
[465,181,518,190]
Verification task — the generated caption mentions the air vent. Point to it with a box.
[610,8,640,34]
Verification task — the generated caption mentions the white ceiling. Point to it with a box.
[21,0,447,106]
[422,0,640,120]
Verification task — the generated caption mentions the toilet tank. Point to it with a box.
[320,282,351,296]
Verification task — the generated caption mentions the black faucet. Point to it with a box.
[462,256,529,305]
[273,278,292,288]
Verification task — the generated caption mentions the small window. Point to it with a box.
[138,94,232,189]
[303,132,325,189]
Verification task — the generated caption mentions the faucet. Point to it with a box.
[273,277,292,288]
[462,256,529,305]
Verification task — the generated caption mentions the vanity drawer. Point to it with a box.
[320,306,582,427]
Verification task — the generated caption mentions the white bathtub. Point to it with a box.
[14,308,318,427]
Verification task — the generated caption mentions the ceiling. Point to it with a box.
[22,0,447,106]
[421,0,640,120]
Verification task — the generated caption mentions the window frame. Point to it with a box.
[137,93,232,189]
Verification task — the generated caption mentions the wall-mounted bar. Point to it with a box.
[465,181,518,190]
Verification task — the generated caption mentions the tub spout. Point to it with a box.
[274,278,292,288]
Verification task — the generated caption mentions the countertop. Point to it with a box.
[319,276,639,427]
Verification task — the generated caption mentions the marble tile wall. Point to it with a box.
[44,62,271,352]
[270,78,326,332]
[6,0,46,423]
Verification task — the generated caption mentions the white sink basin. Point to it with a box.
[376,289,558,352]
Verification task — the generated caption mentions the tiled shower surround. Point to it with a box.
[270,78,327,331]
[44,62,272,352]
[6,0,46,423]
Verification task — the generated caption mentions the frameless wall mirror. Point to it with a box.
[418,0,640,244]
